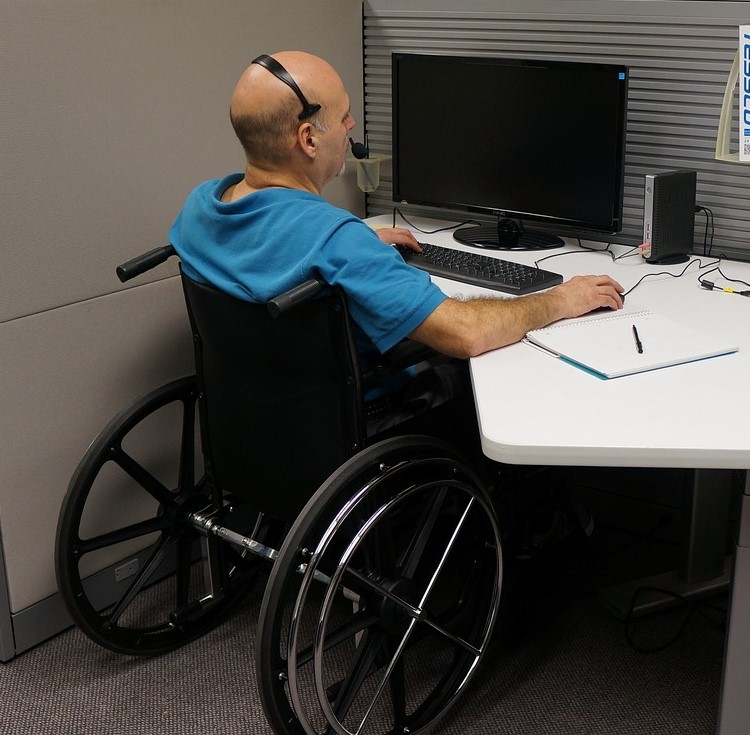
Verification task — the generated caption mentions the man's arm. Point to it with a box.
[408,274,624,358]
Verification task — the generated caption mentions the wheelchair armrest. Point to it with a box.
[267,278,326,318]
[116,245,177,282]
[383,339,436,369]
[363,339,438,383]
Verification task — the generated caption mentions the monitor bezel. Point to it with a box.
[391,52,629,240]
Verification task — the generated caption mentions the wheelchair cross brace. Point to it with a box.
[188,506,333,585]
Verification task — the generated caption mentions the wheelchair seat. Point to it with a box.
[55,246,505,735]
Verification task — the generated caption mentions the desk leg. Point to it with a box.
[716,472,750,735]
[598,469,733,619]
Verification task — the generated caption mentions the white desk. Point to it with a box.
[368,214,750,735]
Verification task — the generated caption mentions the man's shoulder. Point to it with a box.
[271,191,370,238]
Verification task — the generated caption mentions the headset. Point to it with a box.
[252,54,369,159]
[251,54,321,120]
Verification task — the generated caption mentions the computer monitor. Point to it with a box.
[391,53,629,249]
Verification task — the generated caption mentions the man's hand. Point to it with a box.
[550,274,625,320]
[374,226,422,252]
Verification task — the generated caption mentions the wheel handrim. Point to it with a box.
[258,436,502,735]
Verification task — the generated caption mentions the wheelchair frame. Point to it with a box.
[55,246,505,735]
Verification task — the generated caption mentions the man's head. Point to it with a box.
[229,51,355,192]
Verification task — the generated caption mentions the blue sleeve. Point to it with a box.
[311,221,448,353]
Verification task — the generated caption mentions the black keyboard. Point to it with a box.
[401,242,563,295]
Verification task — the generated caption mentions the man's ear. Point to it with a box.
[297,122,317,159]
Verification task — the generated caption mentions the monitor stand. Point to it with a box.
[453,217,564,250]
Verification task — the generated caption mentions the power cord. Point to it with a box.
[700,279,750,297]
[536,243,750,300]
[390,207,480,235]
[623,585,727,654]
[696,205,715,256]
[699,254,750,296]
[534,248,711,299]
[621,258,706,298]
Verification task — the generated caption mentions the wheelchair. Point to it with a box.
[54,245,505,735]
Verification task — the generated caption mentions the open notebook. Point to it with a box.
[524,309,739,379]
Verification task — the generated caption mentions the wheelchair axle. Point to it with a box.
[188,507,334,585]
[189,506,279,564]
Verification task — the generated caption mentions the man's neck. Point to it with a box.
[236,166,321,198]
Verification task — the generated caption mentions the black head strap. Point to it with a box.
[251,54,322,121]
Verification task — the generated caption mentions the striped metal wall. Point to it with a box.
[362,0,750,259]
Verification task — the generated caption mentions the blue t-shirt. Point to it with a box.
[169,173,447,356]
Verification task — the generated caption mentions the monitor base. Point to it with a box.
[453,221,564,251]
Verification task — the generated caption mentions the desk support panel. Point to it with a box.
[599,469,733,620]
[683,469,733,582]
[717,471,750,735]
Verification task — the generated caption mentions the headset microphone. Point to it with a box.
[349,137,369,159]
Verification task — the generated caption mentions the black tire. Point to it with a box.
[55,376,258,655]
[257,435,503,735]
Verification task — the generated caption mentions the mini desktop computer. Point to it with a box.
[642,170,697,264]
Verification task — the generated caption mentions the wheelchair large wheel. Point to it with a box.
[257,436,503,735]
[56,376,258,656]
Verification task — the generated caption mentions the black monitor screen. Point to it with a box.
[392,53,629,249]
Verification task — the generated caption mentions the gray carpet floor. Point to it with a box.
[0,518,726,735]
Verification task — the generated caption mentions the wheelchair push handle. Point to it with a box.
[268,278,325,318]
[116,245,177,282]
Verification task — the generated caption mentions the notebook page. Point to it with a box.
[525,309,738,378]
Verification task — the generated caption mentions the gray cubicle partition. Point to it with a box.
[0,0,364,660]
[363,0,750,261]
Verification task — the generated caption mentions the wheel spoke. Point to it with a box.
[345,568,422,622]
[355,619,417,735]
[417,612,482,657]
[418,496,475,608]
[177,396,196,491]
[175,536,194,608]
[398,487,448,579]
[76,515,170,555]
[110,445,175,506]
[104,532,178,627]
[294,609,380,668]
[387,649,407,726]
[329,627,388,726]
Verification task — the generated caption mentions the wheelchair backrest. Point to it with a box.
[180,270,366,521]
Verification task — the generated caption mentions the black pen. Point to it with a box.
[632,324,643,354]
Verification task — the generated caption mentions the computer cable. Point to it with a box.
[623,585,727,654]
[533,244,618,268]
[612,246,646,261]
[700,280,750,297]
[620,257,710,298]
[698,255,750,296]
[577,240,644,262]
[534,248,709,299]
[696,205,715,256]
[390,207,481,235]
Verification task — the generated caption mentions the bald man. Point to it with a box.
[170,50,623,366]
